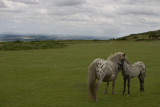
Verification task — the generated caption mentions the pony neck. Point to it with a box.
[109,56,121,73]
[124,59,131,65]
[122,60,131,70]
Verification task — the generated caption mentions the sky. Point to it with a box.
[0,0,160,38]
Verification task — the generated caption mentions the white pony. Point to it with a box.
[88,52,126,101]
[118,59,146,96]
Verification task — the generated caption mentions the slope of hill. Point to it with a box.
[117,30,160,41]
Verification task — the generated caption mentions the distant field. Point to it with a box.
[0,40,160,107]
[0,41,66,50]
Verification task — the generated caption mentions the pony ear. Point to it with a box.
[123,53,125,57]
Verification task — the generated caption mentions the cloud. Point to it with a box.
[116,4,160,16]
[0,0,27,13]
[53,0,85,7]
[0,9,23,13]
[0,0,160,37]
[8,0,39,4]
[0,0,7,8]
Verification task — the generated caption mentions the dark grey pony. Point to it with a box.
[88,52,126,101]
[118,59,146,96]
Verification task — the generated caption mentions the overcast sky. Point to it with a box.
[0,0,160,37]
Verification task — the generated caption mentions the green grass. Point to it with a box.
[0,40,160,107]
[0,40,66,50]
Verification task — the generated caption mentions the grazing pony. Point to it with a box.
[88,52,126,101]
[118,59,146,96]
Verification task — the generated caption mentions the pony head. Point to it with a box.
[107,52,126,71]
[118,62,122,70]
[117,52,125,61]
[108,52,126,62]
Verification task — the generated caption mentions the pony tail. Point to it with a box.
[88,63,97,101]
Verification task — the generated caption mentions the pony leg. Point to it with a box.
[138,75,142,92]
[141,76,144,92]
[112,80,115,95]
[94,79,103,101]
[127,78,130,96]
[104,82,109,94]
[97,79,103,87]
[123,78,126,95]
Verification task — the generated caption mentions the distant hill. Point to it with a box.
[0,34,109,41]
[117,30,160,41]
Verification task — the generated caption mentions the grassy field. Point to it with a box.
[0,41,66,50]
[0,40,160,107]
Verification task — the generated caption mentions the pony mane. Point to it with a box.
[107,52,124,60]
